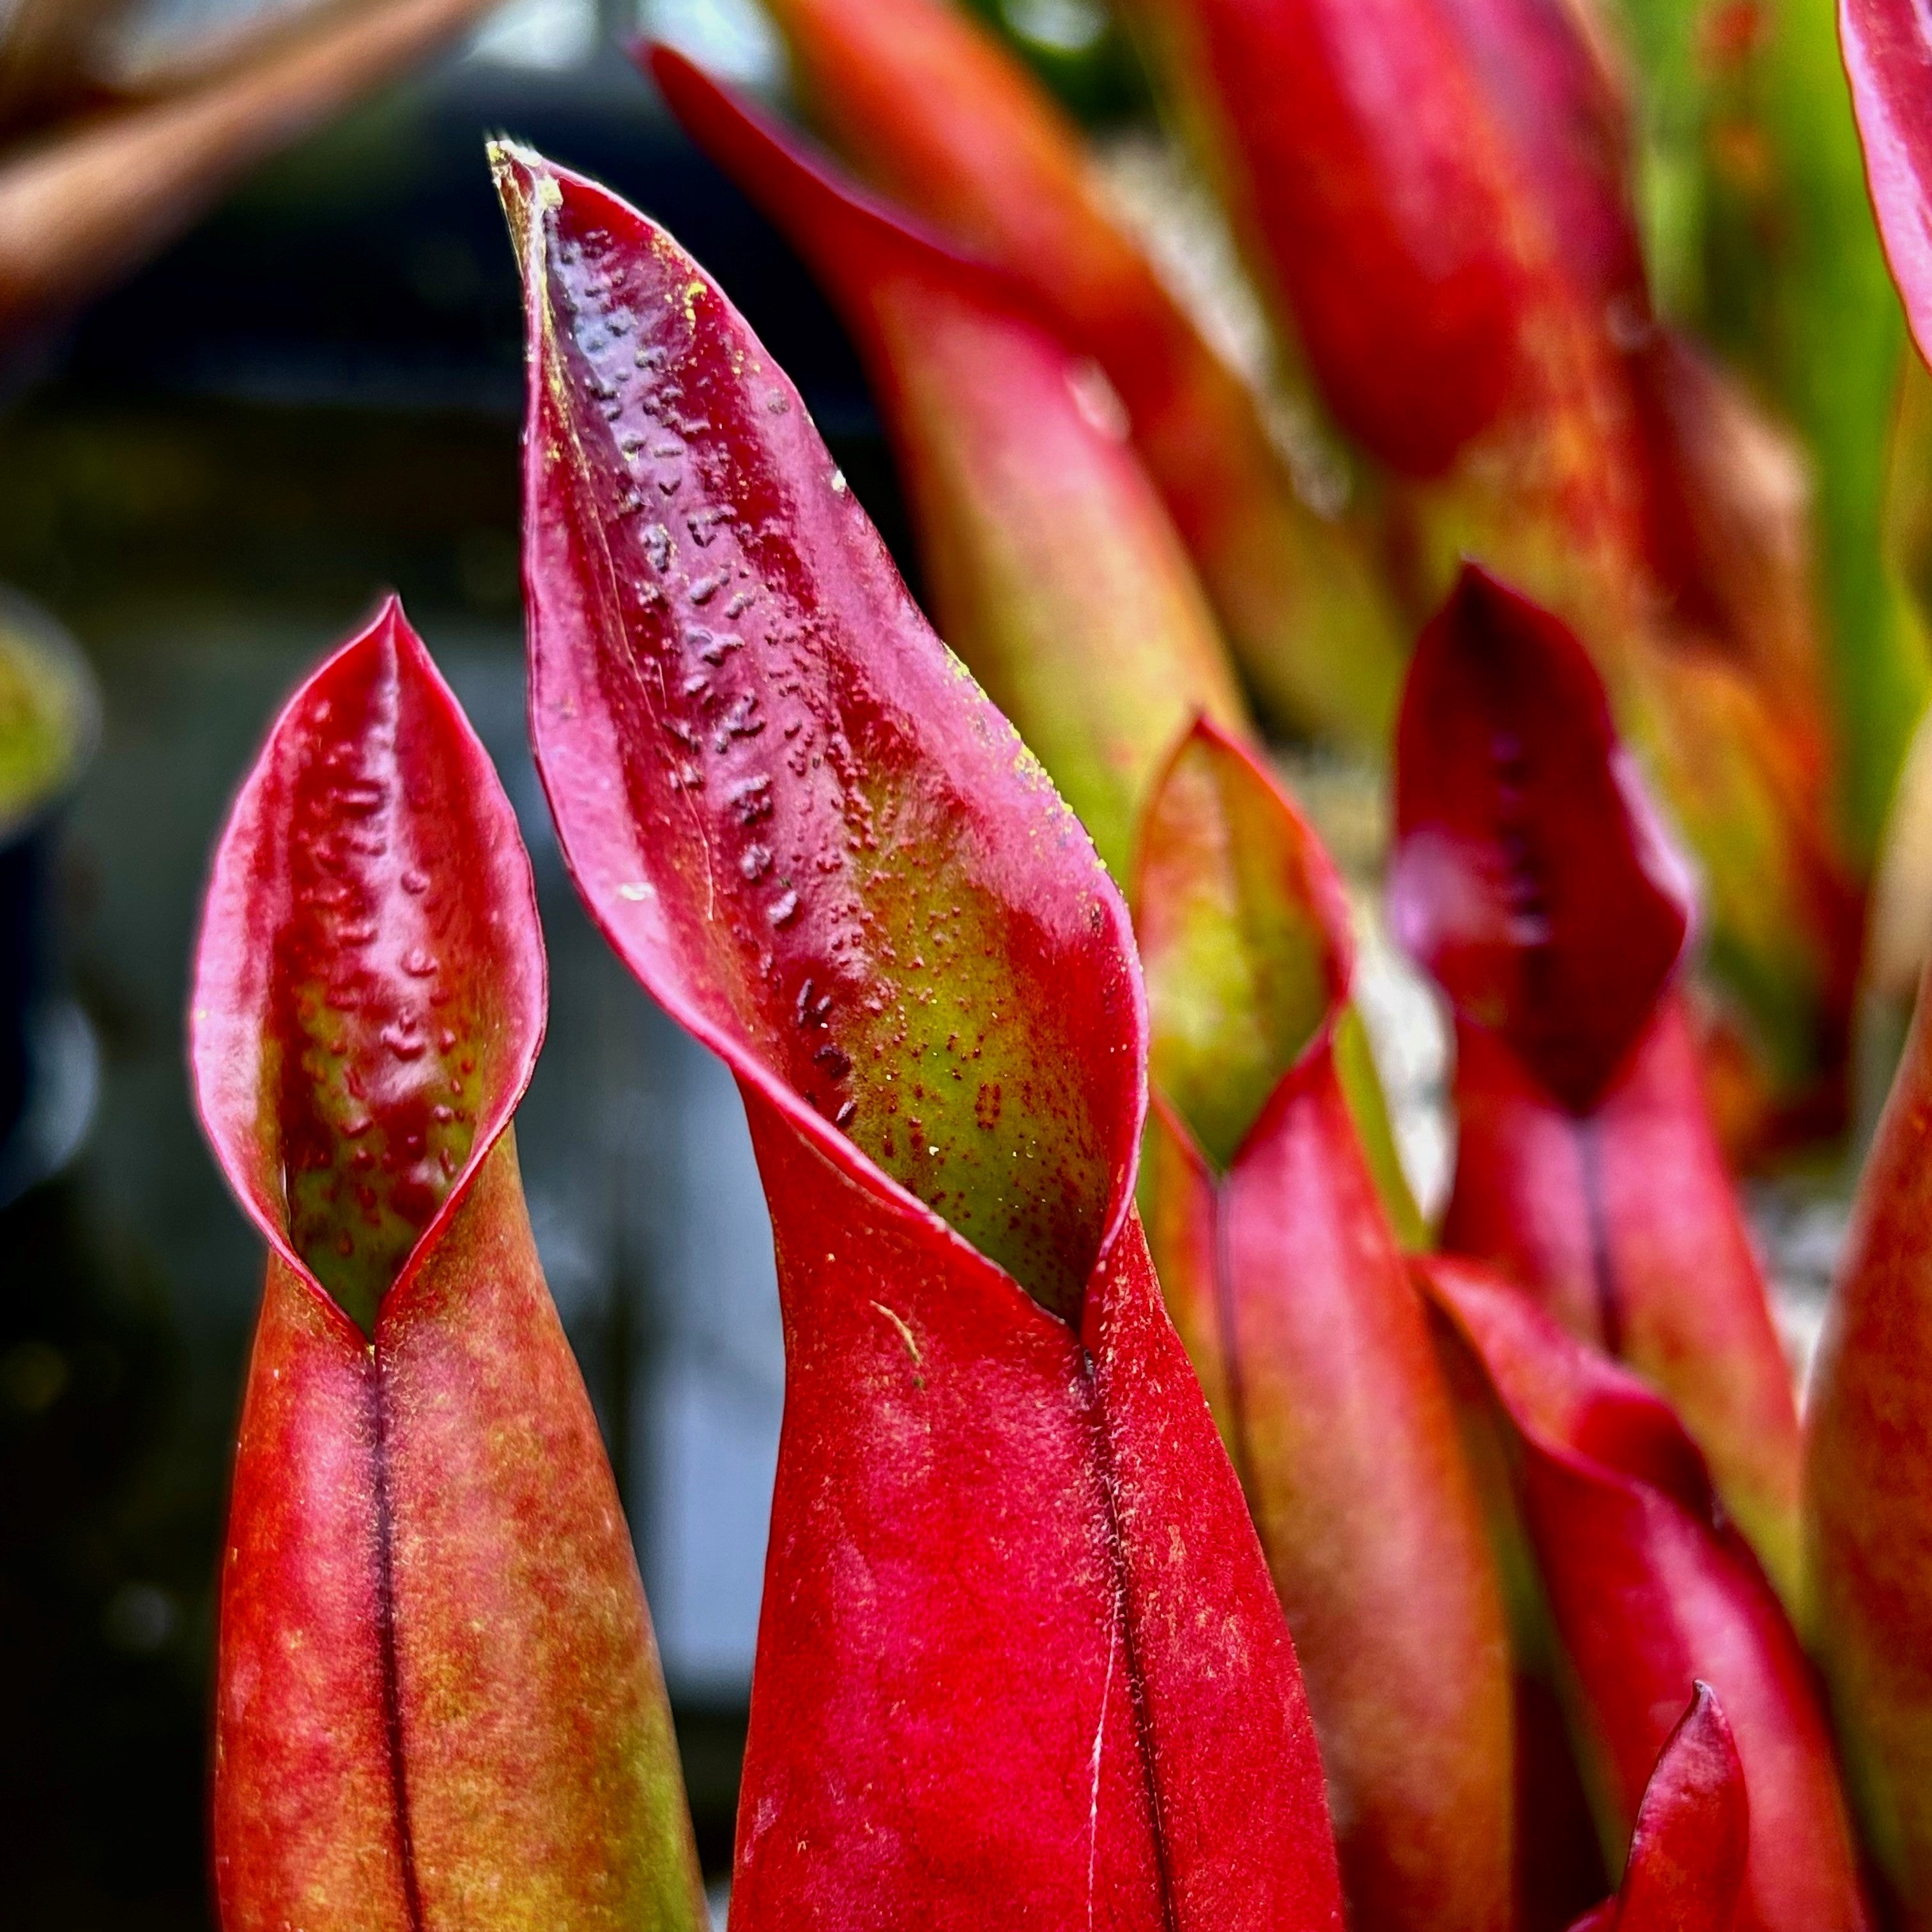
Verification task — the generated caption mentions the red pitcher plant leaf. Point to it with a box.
[188,600,705,1931]
[1114,0,1735,661]
[1354,0,1836,773]
[650,59,1426,1241]
[1120,0,1557,479]
[496,142,1345,1928]
[1565,1683,1750,1932]
[1420,1255,1871,1932]
[1842,0,1932,373]
[1135,716,1512,1932]
[653,45,1405,1247]
[1392,565,1807,1612]
[1432,0,1648,331]
[1390,565,1694,1111]
[649,45,1246,884]
[1122,0,1853,1123]
[712,0,1406,744]
[1117,0,1653,650]
[1806,940,1932,1929]
[653,52,1422,1238]
[1426,1262,1609,1932]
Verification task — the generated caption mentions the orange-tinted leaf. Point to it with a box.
[0,0,502,335]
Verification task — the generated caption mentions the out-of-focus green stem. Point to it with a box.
[1614,0,1930,860]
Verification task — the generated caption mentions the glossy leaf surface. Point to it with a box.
[650,47,1246,883]
[1444,1005,1805,1607]
[1422,1257,1869,1932]
[190,601,704,1931]
[1807,958,1932,1928]
[500,142,1344,1929]
[1565,1684,1749,1932]
[733,0,1406,742]
[1137,720,1512,1932]
[1393,566,1805,1607]
[1427,1271,1609,1932]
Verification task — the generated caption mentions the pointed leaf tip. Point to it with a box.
[1565,1684,1748,1932]
[1390,565,1694,1113]
[1135,716,1352,1170]
[505,148,1144,1324]
[1614,1685,1749,1931]
[190,598,544,1333]
[487,135,558,261]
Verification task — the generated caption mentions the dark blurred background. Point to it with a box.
[0,3,1152,1922]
